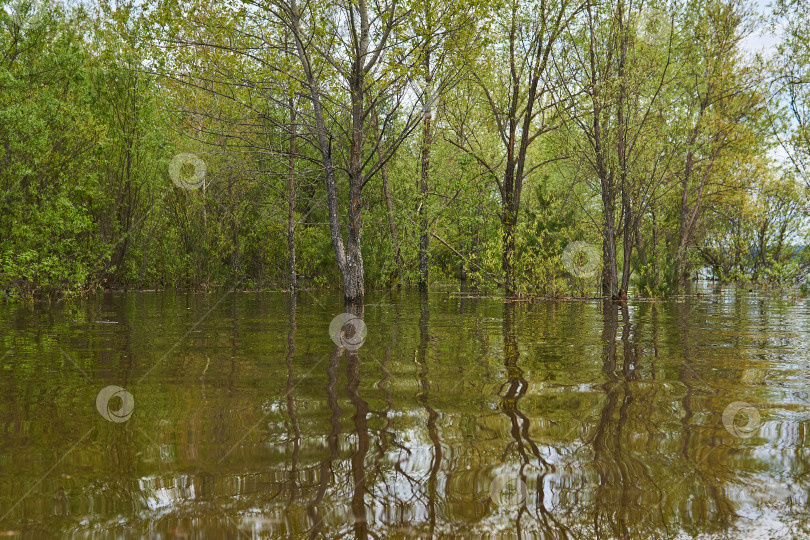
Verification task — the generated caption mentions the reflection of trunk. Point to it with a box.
[593,301,620,536]
[346,352,369,540]
[677,300,696,460]
[499,303,548,468]
[620,303,637,379]
[285,293,299,504]
[415,290,441,535]
[306,350,341,538]
[595,301,620,435]
[674,299,735,524]
[615,302,634,534]
[593,300,637,536]
[497,301,553,530]
[500,302,526,416]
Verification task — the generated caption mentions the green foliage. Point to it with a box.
[0,0,807,300]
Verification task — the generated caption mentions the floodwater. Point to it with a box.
[1,284,809,539]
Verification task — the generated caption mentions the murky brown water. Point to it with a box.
[1,284,809,538]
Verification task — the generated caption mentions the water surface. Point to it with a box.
[1,285,809,538]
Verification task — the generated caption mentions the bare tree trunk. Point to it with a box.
[585,0,619,299]
[652,208,658,287]
[617,0,631,299]
[344,71,366,301]
[418,65,433,290]
[231,189,239,286]
[371,108,402,270]
[459,0,573,297]
[601,186,619,298]
[592,87,618,298]
[502,213,517,295]
[500,4,551,296]
[675,93,712,284]
[346,351,369,540]
[288,0,362,301]
[284,0,417,302]
[287,98,298,289]
[675,146,695,283]
[467,188,484,286]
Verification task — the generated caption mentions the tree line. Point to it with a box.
[1,0,809,301]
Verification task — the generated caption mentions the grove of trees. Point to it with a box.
[2,0,809,301]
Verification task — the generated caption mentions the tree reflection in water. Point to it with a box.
[0,289,807,538]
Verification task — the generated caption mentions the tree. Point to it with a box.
[670,0,766,284]
[451,0,582,295]
[273,0,426,302]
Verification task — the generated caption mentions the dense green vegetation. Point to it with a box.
[1,0,809,300]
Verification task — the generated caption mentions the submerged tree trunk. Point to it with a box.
[466,192,484,285]
[592,83,618,298]
[287,95,298,290]
[499,16,546,297]
[675,92,713,285]
[601,184,619,298]
[288,0,368,301]
[418,69,433,290]
[502,211,517,295]
[617,5,631,298]
[620,201,633,295]
[585,0,619,299]
[675,146,696,284]
[463,0,572,297]
[344,75,366,301]
[652,209,659,286]
[285,0,416,302]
